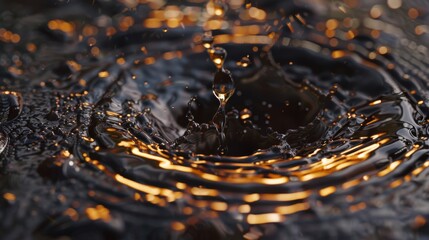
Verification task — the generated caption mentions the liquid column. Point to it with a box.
[207,44,235,154]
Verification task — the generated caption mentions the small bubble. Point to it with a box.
[212,69,235,104]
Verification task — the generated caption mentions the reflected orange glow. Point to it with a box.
[85,205,111,221]
[3,193,16,201]
[247,213,284,224]
[275,202,310,215]
[48,19,75,35]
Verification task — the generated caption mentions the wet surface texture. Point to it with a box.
[1,0,429,239]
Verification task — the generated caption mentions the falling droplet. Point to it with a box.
[213,69,235,105]
[208,47,227,70]
[202,33,214,49]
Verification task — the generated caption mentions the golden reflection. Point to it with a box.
[261,191,311,201]
[98,71,110,78]
[238,204,251,213]
[0,28,21,43]
[3,193,16,202]
[191,187,219,197]
[210,201,228,211]
[378,160,402,177]
[319,186,336,197]
[405,144,420,158]
[349,202,366,212]
[64,208,79,221]
[389,179,403,188]
[369,99,382,105]
[275,202,310,215]
[57,0,429,227]
[48,19,75,35]
[247,213,284,224]
[115,174,174,197]
[171,221,186,231]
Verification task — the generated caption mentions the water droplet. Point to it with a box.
[240,108,252,120]
[213,69,235,104]
[202,33,214,49]
[208,47,227,70]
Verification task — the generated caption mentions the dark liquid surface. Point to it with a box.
[1,0,429,239]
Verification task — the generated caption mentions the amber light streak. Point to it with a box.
[114,174,180,202]
[275,202,310,215]
[247,213,284,224]
[131,146,291,185]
